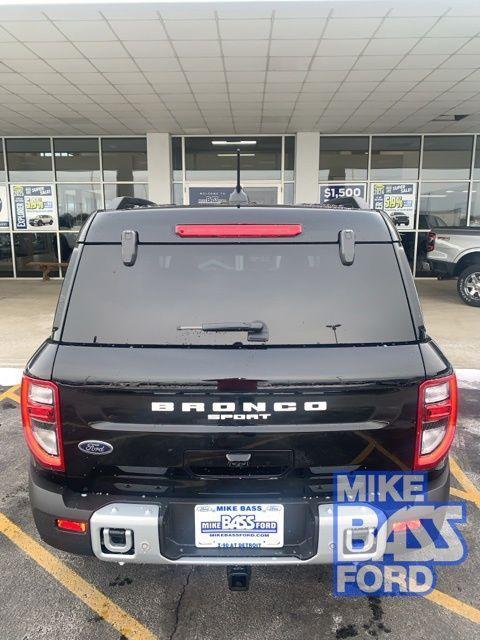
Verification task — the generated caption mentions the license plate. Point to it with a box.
[194,504,284,549]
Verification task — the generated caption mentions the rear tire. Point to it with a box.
[457,265,480,307]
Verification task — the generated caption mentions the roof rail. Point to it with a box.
[109,196,158,210]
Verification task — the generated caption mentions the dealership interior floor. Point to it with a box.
[0,278,478,371]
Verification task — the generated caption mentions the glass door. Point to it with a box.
[186,184,280,205]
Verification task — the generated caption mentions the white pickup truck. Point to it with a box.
[428,227,480,307]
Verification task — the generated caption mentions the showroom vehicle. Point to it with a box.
[21,196,457,590]
[427,227,480,307]
[29,214,54,227]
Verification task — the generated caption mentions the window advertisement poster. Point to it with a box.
[10,184,58,231]
[319,183,367,205]
[189,187,231,205]
[370,183,417,231]
[0,185,9,228]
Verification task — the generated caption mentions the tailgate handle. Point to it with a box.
[338,229,355,266]
[226,453,252,463]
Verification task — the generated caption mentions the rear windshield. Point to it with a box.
[61,243,415,346]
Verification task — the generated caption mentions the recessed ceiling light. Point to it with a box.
[211,140,257,145]
[431,114,469,122]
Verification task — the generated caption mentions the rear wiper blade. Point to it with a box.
[177,320,269,342]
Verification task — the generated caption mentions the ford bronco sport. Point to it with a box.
[21,200,457,588]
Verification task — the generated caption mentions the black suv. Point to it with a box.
[21,204,457,578]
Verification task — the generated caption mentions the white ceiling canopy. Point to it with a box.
[0,1,479,135]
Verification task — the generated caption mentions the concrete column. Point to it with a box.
[146,132,171,204]
[294,132,320,204]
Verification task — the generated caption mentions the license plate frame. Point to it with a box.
[194,503,284,549]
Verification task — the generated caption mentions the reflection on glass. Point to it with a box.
[284,183,294,205]
[415,232,433,277]
[319,137,368,181]
[0,234,13,276]
[474,139,480,179]
[172,137,183,181]
[59,233,78,263]
[102,138,147,182]
[104,183,148,208]
[57,184,102,230]
[54,138,100,181]
[173,183,183,205]
[285,136,295,181]
[370,136,420,180]
[422,136,473,180]
[419,183,468,228]
[0,145,5,182]
[6,138,53,182]
[185,136,282,180]
[469,183,480,226]
[399,232,415,271]
[244,186,277,205]
[13,233,59,277]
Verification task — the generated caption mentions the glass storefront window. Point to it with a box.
[422,136,473,180]
[284,182,294,205]
[415,232,433,277]
[473,140,480,180]
[6,139,53,182]
[59,232,78,263]
[243,186,278,205]
[319,137,368,181]
[102,138,147,182]
[173,183,183,205]
[419,182,469,228]
[172,137,183,181]
[0,145,5,183]
[13,233,59,277]
[185,137,282,181]
[57,184,102,230]
[285,136,295,181]
[469,182,480,226]
[54,138,100,182]
[371,136,420,181]
[399,232,415,271]
[104,183,149,208]
[0,234,13,276]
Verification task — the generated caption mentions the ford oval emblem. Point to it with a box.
[78,440,113,455]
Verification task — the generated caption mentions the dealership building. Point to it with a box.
[0,0,480,278]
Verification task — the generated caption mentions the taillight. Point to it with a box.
[56,519,87,533]
[414,374,457,470]
[21,375,64,471]
[175,224,302,238]
[427,231,436,252]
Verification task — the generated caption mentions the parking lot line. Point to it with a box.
[450,487,473,502]
[0,384,20,403]
[426,589,480,625]
[450,458,480,508]
[0,513,159,640]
